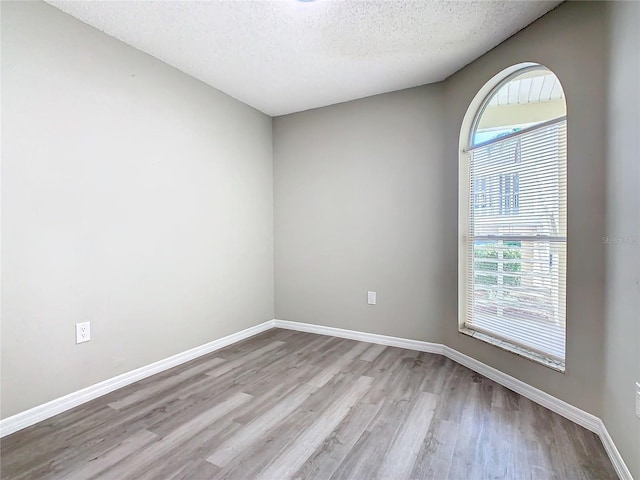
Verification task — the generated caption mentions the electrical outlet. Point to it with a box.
[636,382,640,419]
[76,322,91,344]
[367,291,377,305]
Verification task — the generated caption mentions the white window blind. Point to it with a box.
[464,117,567,362]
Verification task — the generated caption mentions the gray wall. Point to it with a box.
[603,2,640,478]
[274,85,447,342]
[1,1,274,418]
[443,1,607,417]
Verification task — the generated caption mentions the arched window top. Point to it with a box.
[470,65,566,148]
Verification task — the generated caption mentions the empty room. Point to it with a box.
[1,0,639,479]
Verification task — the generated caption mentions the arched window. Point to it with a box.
[459,64,567,370]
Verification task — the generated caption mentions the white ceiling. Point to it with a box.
[45,0,562,117]
[489,70,565,106]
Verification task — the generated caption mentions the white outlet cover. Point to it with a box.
[367,291,377,305]
[76,322,91,344]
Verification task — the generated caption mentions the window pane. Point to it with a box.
[473,68,565,146]
[470,240,566,361]
[470,122,567,238]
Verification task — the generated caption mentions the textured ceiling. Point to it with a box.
[45,0,562,116]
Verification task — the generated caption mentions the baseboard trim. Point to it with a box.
[598,419,634,480]
[0,320,274,438]
[442,346,601,432]
[273,319,443,354]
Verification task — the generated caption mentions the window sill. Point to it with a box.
[459,327,566,373]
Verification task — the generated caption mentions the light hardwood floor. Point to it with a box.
[1,329,617,479]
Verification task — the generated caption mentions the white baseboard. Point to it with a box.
[0,320,274,438]
[273,319,443,354]
[442,346,601,432]
[598,419,634,480]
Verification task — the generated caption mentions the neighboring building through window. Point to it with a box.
[459,64,567,369]
[473,176,491,211]
[499,172,519,216]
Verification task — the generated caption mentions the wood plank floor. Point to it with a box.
[1,329,617,480]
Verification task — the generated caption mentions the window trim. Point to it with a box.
[458,63,567,372]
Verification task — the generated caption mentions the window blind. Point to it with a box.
[465,118,567,362]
